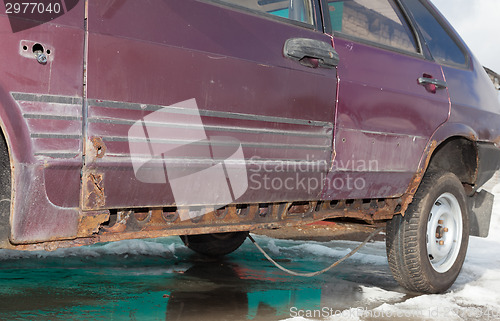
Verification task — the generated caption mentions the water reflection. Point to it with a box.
[166,261,249,321]
[0,237,407,320]
[164,254,404,320]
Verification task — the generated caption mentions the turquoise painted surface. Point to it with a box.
[329,2,344,32]
[0,236,398,320]
[269,8,289,19]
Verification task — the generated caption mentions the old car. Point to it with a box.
[1,0,499,294]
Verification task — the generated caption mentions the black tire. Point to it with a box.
[386,171,469,294]
[0,132,10,246]
[181,231,249,257]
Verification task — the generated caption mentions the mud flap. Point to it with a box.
[468,190,494,238]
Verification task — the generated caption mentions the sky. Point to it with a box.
[431,0,500,73]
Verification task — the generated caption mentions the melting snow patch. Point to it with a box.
[259,238,388,266]
[267,239,281,255]
[359,286,405,303]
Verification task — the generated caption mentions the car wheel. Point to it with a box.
[386,171,469,293]
[181,231,249,257]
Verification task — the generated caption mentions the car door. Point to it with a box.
[83,0,339,211]
[321,0,450,200]
[1,1,85,243]
[401,0,500,142]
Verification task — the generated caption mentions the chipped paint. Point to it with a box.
[83,172,105,209]
[76,212,110,237]
[8,197,402,251]
[398,140,439,216]
[91,136,106,159]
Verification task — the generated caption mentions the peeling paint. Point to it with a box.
[76,212,110,237]
[91,136,106,159]
[83,172,105,209]
[8,197,401,251]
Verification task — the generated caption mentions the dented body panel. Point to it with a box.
[0,0,499,249]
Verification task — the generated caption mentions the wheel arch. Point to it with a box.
[0,86,41,246]
[409,126,499,238]
[423,123,500,191]
[427,136,478,187]
[420,122,482,188]
[399,123,481,217]
[0,119,13,247]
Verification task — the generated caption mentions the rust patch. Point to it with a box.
[12,238,96,252]
[253,221,386,242]
[102,210,131,233]
[83,172,106,209]
[287,203,313,215]
[92,199,399,239]
[398,140,439,216]
[8,197,402,251]
[319,198,400,223]
[143,209,172,231]
[77,212,110,237]
[8,199,398,251]
[91,136,106,158]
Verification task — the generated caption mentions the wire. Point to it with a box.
[248,226,385,277]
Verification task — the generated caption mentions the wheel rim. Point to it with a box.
[426,192,463,273]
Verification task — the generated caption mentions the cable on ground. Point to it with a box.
[248,226,385,277]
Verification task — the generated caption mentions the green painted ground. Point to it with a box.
[0,235,402,321]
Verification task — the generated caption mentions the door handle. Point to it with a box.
[284,38,339,68]
[418,77,447,89]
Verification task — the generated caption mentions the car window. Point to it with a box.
[400,0,466,67]
[327,0,418,53]
[215,0,314,25]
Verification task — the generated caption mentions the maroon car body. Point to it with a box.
[0,0,499,291]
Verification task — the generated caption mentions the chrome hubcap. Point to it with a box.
[426,193,462,273]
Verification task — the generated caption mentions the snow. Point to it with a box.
[264,238,388,266]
